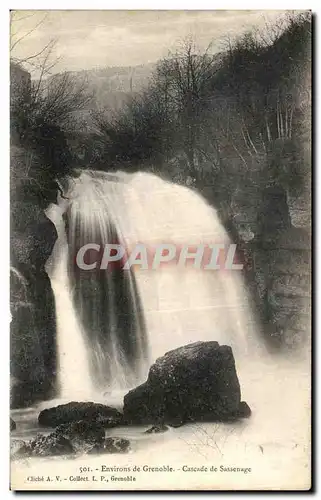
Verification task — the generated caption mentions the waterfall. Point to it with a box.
[46,169,260,400]
[46,204,96,399]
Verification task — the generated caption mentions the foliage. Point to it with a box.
[90,12,311,212]
[10,63,92,205]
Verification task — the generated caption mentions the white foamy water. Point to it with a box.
[46,170,263,399]
[45,205,96,400]
[22,169,309,491]
[11,356,310,490]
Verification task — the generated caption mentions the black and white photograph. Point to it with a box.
[9,9,311,491]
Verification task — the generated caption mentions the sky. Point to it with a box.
[10,10,295,75]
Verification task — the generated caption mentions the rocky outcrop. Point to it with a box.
[10,418,16,431]
[10,208,58,408]
[10,263,57,408]
[29,433,74,457]
[11,420,105,458]
[11,423,130,459]
[216,181,311,351]
[10,146,59,408]
[123,341,249,426]
[87,437,131,455]
[144,424,169,434]
[11,434,73,459]
[38,402,123,428]
[11,439,30,458]
[248,186,311,349]
[253,227,310,349]
[54,420,106,453]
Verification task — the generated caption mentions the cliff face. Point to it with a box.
[200,180,311,353]
[10,259,57,408]
[249,186,310,351]
[10,147,58,407]
[10,59,74,407]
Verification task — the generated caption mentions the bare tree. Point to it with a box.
[10,11,93,138]
[10,11,95,204]
[10,11,60,79]
[153,38,220,176]
[31,72,92,130]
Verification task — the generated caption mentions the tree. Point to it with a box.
[91,37,220,175]
[10,12,59,79]
[153,38,220,175]
[10,11,93,136]
[10,11,92,205]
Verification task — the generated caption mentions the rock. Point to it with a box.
[257,185,291,242]
[11,420,108,459]
[10,244,57,409]
[123,341,248,425]
[87,437,131,455]
[11,439,30,458]
[251,224,311,349]
[237,401,252,418]
[29,433,74,457]
[38,402,123,428]
[55,420,105,452]
[167,419,185,428]
[11,378,55,410]
[144,424,169,434]
[10,418,16,431]
[10,145,59,409]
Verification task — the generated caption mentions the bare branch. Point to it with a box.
[10,12,37,23]
[17,38,56,64]
[10,13,49,52]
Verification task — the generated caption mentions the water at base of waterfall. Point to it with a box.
[11,170,310,491]
[10,356,310,490]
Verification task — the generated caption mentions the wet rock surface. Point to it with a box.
[11,434,74,458]
[237,401,252,418]
[87,437,131,455]
[11,439,31,458]
[11,420,110,458]
[11,430,132,459]
[10,179,58,409]
[124,341,249,425]
[144,424,169,434]
[29,433,74,457]
[55,420,105,452]
[38,401,123,428]
[10,140,71,409]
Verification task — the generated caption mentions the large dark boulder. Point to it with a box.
[123,341,249,425]
[38,402,123,428]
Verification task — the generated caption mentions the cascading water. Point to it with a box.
[46,203,96,399]
[46,169,261,400]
